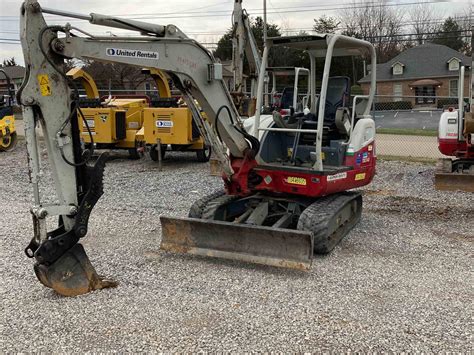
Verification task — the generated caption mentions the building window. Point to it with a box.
[393,63,403,75]
[393,83,402,102]
[448,59,460,71]
[449,79,458,97]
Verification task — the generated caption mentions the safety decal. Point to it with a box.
[356,153,362,165]
[362,152,370,163]
[368,145,373,151]
[327,172,347,182]
[355,173,366,181]
[82,119,95,128]
[285,177,307,186]
[37,75,51,96]
[156,120,173,128]
[106,48,159,60]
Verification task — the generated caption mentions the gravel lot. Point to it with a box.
[1,142,472,352]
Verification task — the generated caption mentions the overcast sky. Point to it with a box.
[0,0,470,65]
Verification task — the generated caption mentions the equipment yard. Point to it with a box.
[1,143,471,352]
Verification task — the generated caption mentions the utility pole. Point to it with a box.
[263,0,269,107]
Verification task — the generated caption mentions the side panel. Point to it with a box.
[143,107,195,145]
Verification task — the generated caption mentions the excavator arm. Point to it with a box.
[19,0,259,296]
[232,0,261,93]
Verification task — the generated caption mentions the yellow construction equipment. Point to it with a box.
[67,67,148,158]
[139,68,211,162]
[69,67,210,162]
[0,69,17,152]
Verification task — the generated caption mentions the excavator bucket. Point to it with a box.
[33,244,118,297]
[160,216,313,270]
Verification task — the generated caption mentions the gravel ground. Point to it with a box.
[1,142,472,352]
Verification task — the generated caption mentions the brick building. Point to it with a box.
[359,43,470,107]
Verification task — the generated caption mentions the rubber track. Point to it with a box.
[297,191,362,254]
[201,194,240,220]
[188,190,226,218]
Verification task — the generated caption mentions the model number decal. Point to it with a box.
[106,48,159,60]
[156,120,173,128]
[286,177,307,186]
[327,172,347,182]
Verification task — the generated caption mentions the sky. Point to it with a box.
[0,0,471,65]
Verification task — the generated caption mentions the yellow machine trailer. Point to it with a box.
[67,67,147,159]
[69,67,210,162]
[0,69,17,152]
[140,68,211,163]
[142,105,210,162]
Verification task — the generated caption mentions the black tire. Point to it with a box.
[150,144,167,161]
[196,145,211,162]
[128,140,144,160]
[188,190,226,218]
[0,131,17,152]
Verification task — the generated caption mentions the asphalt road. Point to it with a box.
[372,110,441,131]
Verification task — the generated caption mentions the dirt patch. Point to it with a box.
[363,189,396,196]
[366,195,474,222]
[432,229,474,243]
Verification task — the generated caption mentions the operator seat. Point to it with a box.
[280,87,294,109]
[323,76,350,128]
[300,76,351,145]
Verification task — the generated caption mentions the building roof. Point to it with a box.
[359,43,471,83]
[0,66,26,81]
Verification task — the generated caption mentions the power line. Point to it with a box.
[0,0,463,21]
[0,15,471,38]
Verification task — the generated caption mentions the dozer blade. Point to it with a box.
[33,243,118,297]
[435,172,474,192]
[160,216,313,270]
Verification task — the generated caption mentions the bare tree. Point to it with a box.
[340,0,405,62]
[80,60,148,92]
[409,1,440,45]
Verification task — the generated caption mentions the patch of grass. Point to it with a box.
[378,154,437,165]
[376,128,437,137]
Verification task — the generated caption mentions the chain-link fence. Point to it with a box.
[370,94,470,160]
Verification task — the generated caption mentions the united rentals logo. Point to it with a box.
[106,48,159,60]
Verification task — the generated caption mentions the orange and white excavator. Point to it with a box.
[19,0,377,296]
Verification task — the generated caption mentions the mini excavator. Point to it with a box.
[19,0,377,296]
